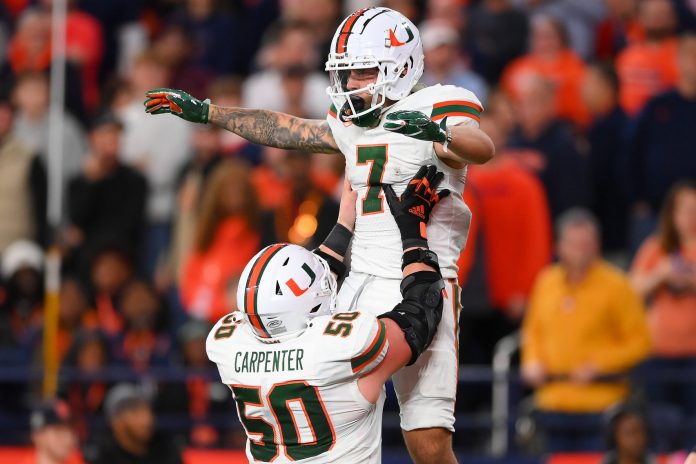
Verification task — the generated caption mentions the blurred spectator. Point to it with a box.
[151,24,212,99]
[60,330,112,442]
[420,20,489,105]
[166,0,240,76]
[501,14,589,126]
[507,76,590,219]
[594,0,643,61]
[522,209,651,452]
[465,116,552,320]
[155,319,234,447]
[625,33,696,235]
[166,125,223,291]
[485,88,517,140]
[251,146,292,211]
[54,277,95,363]
[180,160,261,323]
[424,0,465,32]
[87,244,135,337]
[630,181,696,416]
[119,50,192,279]
[0,240,44,350]
[2,8,85,121]
[518,0,606,60]
[257,149,339,248]
[113,280,170,372]
[467,0,529,84]
[89,383,183,464]
[601,404,657,464]
[309,151,344,197]
[12,71,87,185]
[29,400,81,464]
[243,21,330,119]
[0,98,47,253]
[282,0,340,72]
[226,0,280,76]
[616,0,679,115]
[79,0,144,80]
[206,77,261,162]
[65,113,147,276]
[38,0,104,113]
[456,116,551,375]
[582,62,629,254]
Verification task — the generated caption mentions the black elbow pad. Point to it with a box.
[378,271,445,365]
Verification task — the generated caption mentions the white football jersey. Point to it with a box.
[326,84,482,280]
[206,311,389,463]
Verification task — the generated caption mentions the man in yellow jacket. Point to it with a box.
[522,209,651,452]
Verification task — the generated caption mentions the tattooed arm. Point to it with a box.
[208,105,341,154]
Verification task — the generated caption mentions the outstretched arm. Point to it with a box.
[208,105,341,154]
[144,88,341,154]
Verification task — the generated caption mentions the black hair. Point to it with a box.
[603,403,650,450]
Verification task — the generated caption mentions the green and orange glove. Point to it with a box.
[383,110,448,143]
[383,165,450,250]
[144,88,210,123]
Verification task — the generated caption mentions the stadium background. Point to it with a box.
[0,0,695,462]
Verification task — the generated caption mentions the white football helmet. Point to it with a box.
[325,7,424,126]
[236,244,337,341]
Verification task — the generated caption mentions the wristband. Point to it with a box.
[401,248,440,274]
[321,223,353,257]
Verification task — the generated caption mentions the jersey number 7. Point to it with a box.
[231,381,336,461]
[357,144,388,215]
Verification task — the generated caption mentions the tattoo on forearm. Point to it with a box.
[209,106,341,154]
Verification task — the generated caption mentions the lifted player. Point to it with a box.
[207,167,448,463]
[147,8,494,462]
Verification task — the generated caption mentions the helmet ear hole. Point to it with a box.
[275,282,283,295]
[399,63,409,78]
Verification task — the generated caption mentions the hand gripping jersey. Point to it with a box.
[206,311,389,463]
[326,84,482,280]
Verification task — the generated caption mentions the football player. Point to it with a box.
[146,7,494,462]
[207,167,448,463]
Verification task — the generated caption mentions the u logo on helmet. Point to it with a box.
[285,263,317,297]
[387,26,415,48]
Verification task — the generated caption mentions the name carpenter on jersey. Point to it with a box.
[234,348,305,373]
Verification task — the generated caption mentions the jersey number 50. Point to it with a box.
[231,381,336,461]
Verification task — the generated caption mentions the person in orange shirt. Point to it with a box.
[615,0,679,115]
[27,400,82,464]
[630,180,696,418]
[522,209,651,452]
[465,116,552,319]
[180,160,261,323]
[501,14,588,127]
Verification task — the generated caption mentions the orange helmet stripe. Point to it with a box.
[244,244,287,338]
[336,8,368,54]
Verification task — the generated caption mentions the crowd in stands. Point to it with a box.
[1,0,696,458]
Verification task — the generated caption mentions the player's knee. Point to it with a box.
[404,428,455,464]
